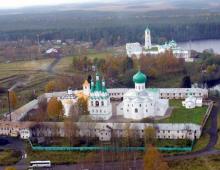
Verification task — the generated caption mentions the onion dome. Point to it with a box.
[133,71,147,84]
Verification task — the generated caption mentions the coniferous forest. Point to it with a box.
[0,9,220,44]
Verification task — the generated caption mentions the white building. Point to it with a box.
[182,96,203,109]
[88,72,112,120]
[126,27,193,62]
[60,89,77,117]
[121,71,169,120]
[145,27,151,49]
[126,42,143,58]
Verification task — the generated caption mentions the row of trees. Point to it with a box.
[1,10,220,45]
[71,51,186,88]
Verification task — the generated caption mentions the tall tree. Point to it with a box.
[77,97,89,115]
[144,126,156,146]
[64,117,78,146]
[4,167,17,170]
[47,97,63,120]
[180,76,192,88]
[45,81,56,93]
[9,90,17,110]
[144,145,169,170]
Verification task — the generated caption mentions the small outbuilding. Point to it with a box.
[182,96,203,109]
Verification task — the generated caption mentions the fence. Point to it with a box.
[29,139,194,152]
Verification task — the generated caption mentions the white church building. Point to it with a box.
[88,72,112,120]
[86,71,169,120]
[122,71,169,120]
[126,27,193,62]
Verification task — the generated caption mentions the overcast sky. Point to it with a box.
[0,0,110,9]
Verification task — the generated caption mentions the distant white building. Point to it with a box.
[145,27,151,49]
[126,42,143,58]
[126,27,193,62]
[182,96,203,109]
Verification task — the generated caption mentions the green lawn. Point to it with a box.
[169,155,220,170]
[215,111,220,149]
[157,100,208,124]
[0,149,21,166]
[193,133,210,152]
[0,58,54,71]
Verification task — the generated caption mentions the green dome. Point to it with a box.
[133,71,147,84]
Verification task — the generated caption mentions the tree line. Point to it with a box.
[0,10,220,45]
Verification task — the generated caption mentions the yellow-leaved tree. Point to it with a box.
[9,90,17,110]
[144,145,169,170]
[45,80,56,93]
[4,167,17,170]
[47,97,63,120]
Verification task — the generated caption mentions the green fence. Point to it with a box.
[29,140,194,152]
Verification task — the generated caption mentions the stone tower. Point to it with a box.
[145,27,151,49]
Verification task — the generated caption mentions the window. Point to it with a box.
[139,104,141,107]
[135,108,138,113]
[96,101,99,107]
[101,101,104,106]
[146,109,148,112]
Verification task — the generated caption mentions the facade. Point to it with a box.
[121,71,169,120]
[60,89,77,117]
[88,72,112,120]
[126,42,142,58]
[182,96,203,109]
[126,27,193,62]
[145,27,151,49]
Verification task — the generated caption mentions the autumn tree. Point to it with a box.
[77,97,89,115]
[4,167,17,170]
[64,117,78,146]
[31,96,48,122]
[9,90,17,110]
[144,126,156,146]
[45,80,56,93]
[47,97,63,120]
[144,145,169,170]
[69,104,80,121]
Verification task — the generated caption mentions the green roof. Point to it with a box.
[145,27,150,32]
[91,80,95,92]
[133,71,147,84]
[95,80,102,91]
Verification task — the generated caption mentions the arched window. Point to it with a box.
[139,104,141,107]
[91,101,93,106]
[96,101,99,107]
[101,101,104,106]
[135,108,138,113]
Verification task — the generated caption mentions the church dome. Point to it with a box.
[133,71,147,84]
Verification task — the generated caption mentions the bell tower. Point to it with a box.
[145,27,151,49]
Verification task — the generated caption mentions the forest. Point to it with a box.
[1,9,220,45]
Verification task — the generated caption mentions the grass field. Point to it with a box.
[54,52,113,72]
[215,111,220,149]
[0,149,21,166]
[193,133,210,152]
[0,58,54,71]
[157,100,208,124]
[169,155,220,170]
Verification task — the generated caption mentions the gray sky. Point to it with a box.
[0,0,109,9]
